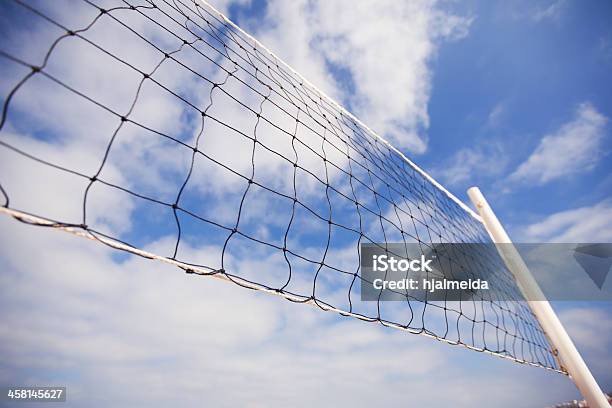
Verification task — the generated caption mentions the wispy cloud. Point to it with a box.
[433,142,508,187]
[559,307,612,353]
[532,0,566,22]
[522,199,612,242]
[508,102,608,186]
[557,307,612,373]
[486,102,506,128]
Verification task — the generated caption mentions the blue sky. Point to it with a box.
[0,0,611,407]
[424,0,612,224]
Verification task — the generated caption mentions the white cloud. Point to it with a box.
[532,0,566,22]
[523,199,612,242]
[487,102,505,128]
[433,143,508,187]
[208,0,251,16]
[251,0,473,153]
[557,307,612,373]
[0,217,437,405]
[509,103,608,185]
[559,307,612,352]
[0,215,593,408]
[0,128,135,234]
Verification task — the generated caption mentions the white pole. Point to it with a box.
[467,187,609,408]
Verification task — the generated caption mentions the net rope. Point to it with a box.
[0,0,563,373]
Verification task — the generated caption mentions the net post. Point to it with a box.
[467,186,609,407]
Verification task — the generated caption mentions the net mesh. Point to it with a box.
[0,0,562,372]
